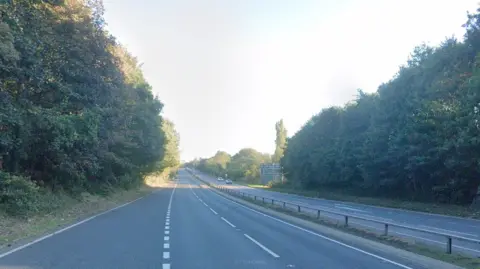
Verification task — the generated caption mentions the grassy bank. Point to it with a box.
[239,183,480,219]
[0,173,173,249]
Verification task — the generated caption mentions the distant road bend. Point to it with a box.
[0,169,450,268]
[193,169,480,257]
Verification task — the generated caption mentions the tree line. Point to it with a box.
[187,120,287,183]
[0,0,179,215]
[282,8,480,205]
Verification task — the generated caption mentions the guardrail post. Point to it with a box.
[254,196,256,201]
[271,199,274,205]
[283,202,286,208]
[316,210,320,219]
[344,216,349,227]
[384,224,388,236]
[446,237,452,254]
[262,197,265,203]
[297,205,301,212]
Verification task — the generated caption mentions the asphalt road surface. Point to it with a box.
[191,169,480,257]
[0,169,449,268]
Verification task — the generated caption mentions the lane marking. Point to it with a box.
[0,188,156,259]
[419,225,478,238]
[221,217,236,228]
[164,236,169,241]
[210,208,218,215]
[163,252,170,259]
[165,226,170,230]
[165,231,170,235]
[244,234,280,258]
[334,204,368,213]
[198,179,413,269]
[164,243,170,249]
[202,202,208,207]
[163,264,170,269]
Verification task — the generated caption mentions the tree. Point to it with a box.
[272,119,287,163]
[158,119,180,170]
[281,7,480,205]
[0,0,175,215]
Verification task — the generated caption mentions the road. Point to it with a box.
[191,169,480,257]
[0,168,432,269]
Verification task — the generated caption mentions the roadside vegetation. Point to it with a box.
[0,0,180,245]
[187,7,480,216]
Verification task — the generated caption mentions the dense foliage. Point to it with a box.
[282,8,480,205]
[0,0,176,214]
[188,148,271,183]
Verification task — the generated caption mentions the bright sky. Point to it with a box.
[103,0,478,161]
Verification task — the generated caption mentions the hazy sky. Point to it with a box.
[103,0,478,161]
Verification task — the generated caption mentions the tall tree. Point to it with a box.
[272,119,287,163]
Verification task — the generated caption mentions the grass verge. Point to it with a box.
[0,173,171,250]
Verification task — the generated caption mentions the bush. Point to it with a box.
[0,172,40,216]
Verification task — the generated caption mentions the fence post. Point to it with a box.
[297,205,301,212]
[283,202,286,209]
[446,237,452,254]
[384,224,388,236]
[317,210,320,219]
[344,216,349,227]
[271,199,274,205]
[262,197,265,203]
[254,196,256,201]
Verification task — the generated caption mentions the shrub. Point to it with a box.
[0,172,40,216]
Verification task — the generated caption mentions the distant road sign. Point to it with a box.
[260,163,282,184]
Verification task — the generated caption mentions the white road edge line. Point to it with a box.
[419,225,478,238]
[0,185,165,259]
[244,234,280,258]
[201,179,413,269]
[210,208,218,215]
[221,217,236,228]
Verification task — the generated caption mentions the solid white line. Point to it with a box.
[163,252,170,259]
[164,243,170,249]
[164,236,169,241]
[210,208,218,215]
[203,183,413,269]
[163,264,170,269]
[165,231,170,235]
[244,234,280,258]
[419,225,478,237]
[335,204,368,213]
[0,194,148,259]
[221,217,236,228]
